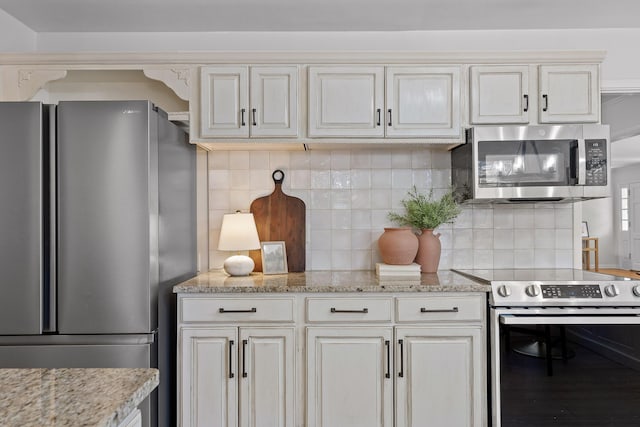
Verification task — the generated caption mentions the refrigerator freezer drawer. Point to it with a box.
[0,338,154,368]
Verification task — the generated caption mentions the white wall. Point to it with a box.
[30,29,640,88]
[0,9,35,51]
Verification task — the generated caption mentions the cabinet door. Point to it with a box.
[250,66,298,137]
[470,65,530,124]
[306,327,393,427]
[395,327,484,427]
[239,327,295,427]
[180,327,238,427]
[539,64,599,123]
[201,66,249,137]
[308,66,385,137]
[386,66,461,138]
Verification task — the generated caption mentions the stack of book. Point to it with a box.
[375,263,421,279]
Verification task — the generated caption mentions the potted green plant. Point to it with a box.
[387,186,461,272]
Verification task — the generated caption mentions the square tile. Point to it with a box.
[209,151,229,169]
[493,229,514,249]
[229,151,251,170]
[473,229,494,249]
[493,250,515,268]
[391,169,413,189]
[351,170,372,189]
[371,169,392,189]
[331,151,351,169]
[514,229,534,249]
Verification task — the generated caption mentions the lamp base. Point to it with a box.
[223,255,255,276]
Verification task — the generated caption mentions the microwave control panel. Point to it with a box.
[585,139,607,186]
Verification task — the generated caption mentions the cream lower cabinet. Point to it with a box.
[177,296,296,427]
[306,327,394,427]
[178,293,486,427]
[395,327,484,427]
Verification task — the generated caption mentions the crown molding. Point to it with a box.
[0,50,607,66]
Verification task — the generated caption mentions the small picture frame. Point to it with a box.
[261,241,288,274]
[581,221,590,238]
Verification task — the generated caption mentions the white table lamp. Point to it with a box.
[218,212,261,276]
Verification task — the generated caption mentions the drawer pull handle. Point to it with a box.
[219,308,257,313]
[542,94,548,112]
[330,307,369,314]
[420,307,459,313]
[523,94,529,112]
[229,340,235,379]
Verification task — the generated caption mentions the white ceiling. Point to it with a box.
[1,0,640,32]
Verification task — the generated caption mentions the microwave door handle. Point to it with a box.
[577,139,587,185]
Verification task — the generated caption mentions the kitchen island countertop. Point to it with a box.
[174,269,490,293]
[0,368,158,427]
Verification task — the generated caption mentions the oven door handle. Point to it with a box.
[500,314,640,325]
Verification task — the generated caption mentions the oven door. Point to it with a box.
[491,309,640,427]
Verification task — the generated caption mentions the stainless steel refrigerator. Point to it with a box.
[0,100,196,427]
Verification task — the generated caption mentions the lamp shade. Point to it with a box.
[218,212,261,251]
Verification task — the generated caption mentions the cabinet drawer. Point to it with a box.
[396,296,483,323]
[180,297,295,323]
[306,297,393,323]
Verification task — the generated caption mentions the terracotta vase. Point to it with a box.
[415,229,441,273]
[378,227,419,265]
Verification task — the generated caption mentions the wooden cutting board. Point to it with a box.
[249,170,306,272]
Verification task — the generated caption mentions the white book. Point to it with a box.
[376,262,421,273]
[376,263,421,277]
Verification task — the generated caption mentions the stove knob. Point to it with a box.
[497,285,512,298]
[525,284,541,297]
[633,285,640,297]
[604,284,620,297]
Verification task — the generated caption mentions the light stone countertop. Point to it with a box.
[0,368,159,427]
[173,269,491,293]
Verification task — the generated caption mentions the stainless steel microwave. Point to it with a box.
[451,124,611,203]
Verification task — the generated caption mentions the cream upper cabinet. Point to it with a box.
[539,64,599,123]
[200,66,298,138]
[308,65,461,139]
[306,326,394,427]
[201,66,249,138]
[386,66,461,137]
[308,66,385,137]
[395,327,484,427]
[249,66,298,137]
[469,65,530,124]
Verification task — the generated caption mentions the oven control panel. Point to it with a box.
[541,284,602,299]
[489,280,640,307]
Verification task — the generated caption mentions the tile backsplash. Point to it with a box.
[208,148,575,271]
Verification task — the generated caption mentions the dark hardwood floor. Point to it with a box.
[500,331,640,426]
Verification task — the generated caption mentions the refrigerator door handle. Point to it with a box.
[44,105,57,333]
